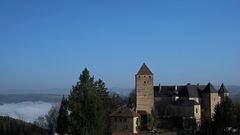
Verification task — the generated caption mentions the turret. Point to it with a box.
[218,83,229,101]
[202,82,220,120]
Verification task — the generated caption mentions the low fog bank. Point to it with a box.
[0,101,54,122]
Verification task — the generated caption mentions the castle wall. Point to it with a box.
[111,117,135,133]
[210,93,220,118]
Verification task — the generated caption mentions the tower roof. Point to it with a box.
[219,83,229,94]
[204,82,218,93]
[136,63,153,75]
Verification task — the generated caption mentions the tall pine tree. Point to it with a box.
[56,96,69,135]
[68,68,106,135]
[212,97,234,134]
[95,79,111,135]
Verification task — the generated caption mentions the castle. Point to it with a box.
[135,63,229,128]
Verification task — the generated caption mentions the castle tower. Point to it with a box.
[202,82,220,120]
[218,83,229,102]
[135,63,154,114]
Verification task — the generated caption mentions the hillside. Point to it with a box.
[0,116,50,135]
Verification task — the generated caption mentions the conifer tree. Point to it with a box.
[212,97,234,134]
[56,96,69,135]
[96,79,110,109]
[95,79,111,135]
[68,68,106,135]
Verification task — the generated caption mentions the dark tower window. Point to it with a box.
[149,76,151,78]
[115,125,117,129]
[144,76,146,78]
[124,118,127,122]
[138,75,141,78]
[144,81,146,84]
[125,125,128,129]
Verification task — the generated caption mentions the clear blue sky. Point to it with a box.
[0,0,240,90]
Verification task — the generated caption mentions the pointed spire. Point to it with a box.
[219,83,229,94]
[136,63,153,75]
[204,82,218,93]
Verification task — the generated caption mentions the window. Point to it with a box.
[196,108,198,113]
[144,76,146,78]
[144,81,146,84]
[124,118,127,122]
[125,125,128,129]
[115,118,117,122]
[115,125,117,129]
[119,118,122,122]
[149,76,151,78]
[138,75,140,78]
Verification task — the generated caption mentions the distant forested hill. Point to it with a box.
[0,94,62,104]
[0,116,50,135]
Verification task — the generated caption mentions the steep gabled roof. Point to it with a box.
[219,83,229,94]
[186,85,200,97]
[136,63,153,75]
[110,108,140,117]
[204,82,218,93]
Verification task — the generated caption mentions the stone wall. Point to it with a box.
[136,74,154,114]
